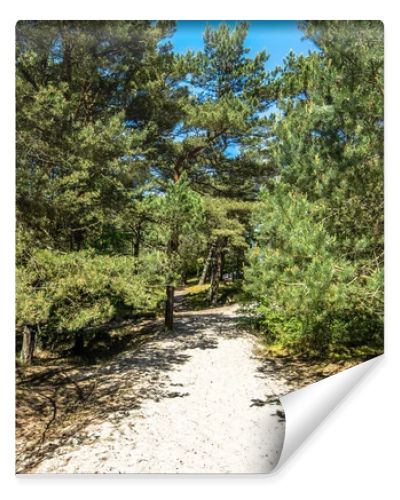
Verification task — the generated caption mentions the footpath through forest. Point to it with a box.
[18,303,289,474]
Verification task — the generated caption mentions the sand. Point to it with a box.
[34,305,286,474]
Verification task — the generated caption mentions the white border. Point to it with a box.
[2,2,398,499]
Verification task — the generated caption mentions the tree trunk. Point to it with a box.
[199,243,214,285]
[133,238,140,257]
[71,229,84,251]
[21,325,36,365]
[164,225,179,331]
[209,245,222,305]
[220,250,225,281]
[165,285,174,331]
[73,331,85,354]
[133,223,142,257]
[236,248,245,279]
[181,269,188,285]
[164,168,181,331]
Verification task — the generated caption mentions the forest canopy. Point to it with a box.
[16,20,384,364]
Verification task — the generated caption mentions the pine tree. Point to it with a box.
[144,22,269,326]
[16,21,175,251]
[244,21,384,354]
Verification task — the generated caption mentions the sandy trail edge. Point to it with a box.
[33,305,287,474]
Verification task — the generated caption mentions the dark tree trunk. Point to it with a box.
[236,248,245,279]
[63,40,73,86]
[73,331,85,354]
[21,325,36,365]
[164,222,179,331]
[164,168,181,331]
[133,238,140,257]
[209,245,222,305]
[165,285,175,331]
[133,223,142,257]
[69,232,74,252]
[199,243,214,285]
[220,250,225,281]
[71,229,84,251]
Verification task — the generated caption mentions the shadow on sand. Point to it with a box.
[16,307,242,472]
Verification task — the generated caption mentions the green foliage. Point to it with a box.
[17,249,167,344]
[156,176,205,239]
[269,21,383,261]
[15,20,383,360]
[242,21,383,355]
[244,186,383,354]
[16,21,174,251]
[145,177,205,283]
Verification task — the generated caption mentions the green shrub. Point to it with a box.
[16,249,167,349]
[243,186,383,355]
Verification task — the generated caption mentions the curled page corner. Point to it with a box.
[274,355,383,471]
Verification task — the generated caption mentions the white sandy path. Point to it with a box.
[34,305,286,474]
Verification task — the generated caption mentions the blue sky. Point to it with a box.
[170,20,317,70]
[168,21,317,159]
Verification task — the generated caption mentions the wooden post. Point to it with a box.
[73,331,85,354]
[21,325,36,365]
[165,285,174,331]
